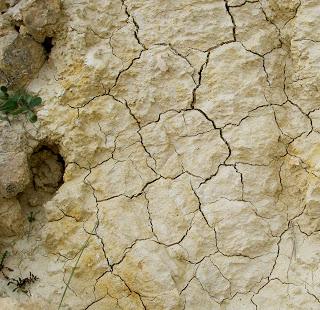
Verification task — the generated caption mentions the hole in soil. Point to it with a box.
[18,143,65,209]
[42,37,53,57]
[14,25,20,32]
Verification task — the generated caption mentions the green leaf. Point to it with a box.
[27,111,37,123]
[29,97,42,108]
[8,94,21,105]
[0,87,43,123]
[25,94,32,104]
[10,107,28,115]
[1,99,18,112]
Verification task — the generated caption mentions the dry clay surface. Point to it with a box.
[1,0,320,309]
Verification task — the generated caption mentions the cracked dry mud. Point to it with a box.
[1,0,320,309]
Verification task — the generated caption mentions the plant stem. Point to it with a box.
[57,223,98,309]
[27,223,32,240]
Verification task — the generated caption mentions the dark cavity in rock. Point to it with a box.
[42,37,53,58]
[14,25,20,32]
[18,143,65,209]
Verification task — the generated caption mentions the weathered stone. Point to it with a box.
[43,216,89,258]
[231,2,281,55]
[125,0,234,53]
[94,272,146,309]
[0,151,29,198]
[181,278,221,310]
[111,46,195,126]
[203,198,277,257]
[0,33,45,87]
[272,226,320,298]
[179,212,217,263]
[145,174,198,245]
[140,110,229,179]
[196,165,243,204]
[0,1,19,13]
[60,95,139,168]
[0,2,8,13]
[113,240,193,309]
[278,155,311,220]
[223,108,287,165]
[295,179,320,235]
[196,257,231,302]
[260,0,301,29]
[263,47,288,105]
[236,161,288,235]
[210,252,275,297]
[273,102,312,139]
[97,195,153,264]
[0,122,26,153]
[21,0,61,43]
[45,166,95,222]
[288,132,320,175]
[86,145,157,201]
[196,43,270,128]
[56,237,109,309]
[0,197,24,236]
[252,278,320,309]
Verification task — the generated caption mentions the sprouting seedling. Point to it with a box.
[27,211,38,239]
[0,86,43,123]
[0,251,13,280]
[27,211,36,223]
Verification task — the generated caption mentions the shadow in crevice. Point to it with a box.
[18,143,65,210]
[42,37,53,59]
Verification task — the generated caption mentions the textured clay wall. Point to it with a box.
[1,0,320,309]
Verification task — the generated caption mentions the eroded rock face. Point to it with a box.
[0,151,29,198]
[0,1,19,14]
[0,0,62,88]
[0,197,24,237]
[18,146,64,208]
[140,110,229,178]
[0,32,45,87]
[1,0,320,309]
[21,0,61,43]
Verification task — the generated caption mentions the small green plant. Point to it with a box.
[27,211,38,239]
[27,211,36,223]
[0,86,42,123]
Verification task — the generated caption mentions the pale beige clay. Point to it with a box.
[0,0,320,309]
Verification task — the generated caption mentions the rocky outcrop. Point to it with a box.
[0,151,30,198]
[0,0,62,87]
[1,0,320,309]
[0,31,45,88]
[20,0,61,43]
